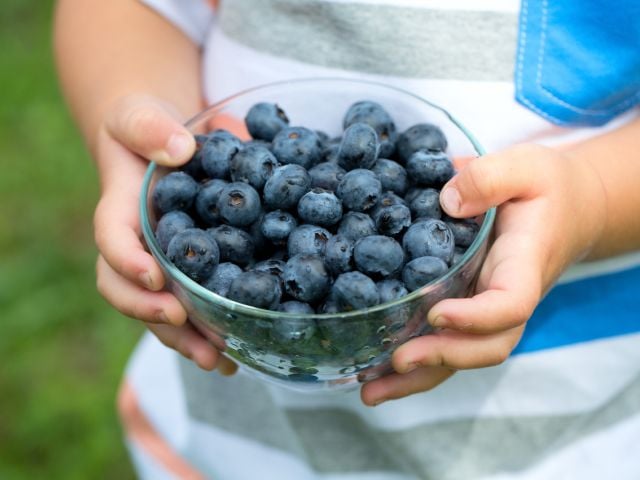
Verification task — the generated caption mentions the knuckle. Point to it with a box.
[491,348,511,366]
[511,300,534,327]
[125,104,160,139]
[465,160,499,201]
[482,345,511,367]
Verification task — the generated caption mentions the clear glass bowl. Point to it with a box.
[140,78,495,391]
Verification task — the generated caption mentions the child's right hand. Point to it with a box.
[93,94,236,374]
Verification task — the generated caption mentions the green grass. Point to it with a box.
[1,2,142,478]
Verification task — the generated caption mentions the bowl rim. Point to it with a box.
[140,77,496,321]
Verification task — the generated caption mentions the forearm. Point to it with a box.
[53,0,203,156]
[564,114,640,260]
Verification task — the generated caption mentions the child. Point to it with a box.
[54,0,640,478]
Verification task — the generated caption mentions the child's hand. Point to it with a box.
[93,94,236,374]
[361,144,606,405]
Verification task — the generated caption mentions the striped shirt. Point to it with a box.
[124,1,640,478]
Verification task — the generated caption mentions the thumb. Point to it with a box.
[440,144,545,218]
[105,94,197,166]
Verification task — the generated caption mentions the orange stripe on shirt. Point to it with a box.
[117,380,206,480]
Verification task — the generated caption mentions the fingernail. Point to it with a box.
[441,187,461,214]
[139,271,153,289]
[431,315,448,328]
[166,133,193,161]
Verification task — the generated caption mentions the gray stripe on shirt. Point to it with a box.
[218,0,518,81]
[179,358,640,478]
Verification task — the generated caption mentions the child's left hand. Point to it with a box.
[361,143,607,406]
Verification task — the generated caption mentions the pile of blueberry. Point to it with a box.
[152,101,479,315]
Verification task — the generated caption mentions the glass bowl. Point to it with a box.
[140,78,495,391]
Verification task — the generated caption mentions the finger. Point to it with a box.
[217,355,239,376]
[427,232,542,334]
[147,321,221,371]
[451,155,475,171]
[391,326,524,374]
[96,255,187,326]
[440,144,552,218]
[105,95,196,166]
[94,188,165,291]
[361,366,455,406]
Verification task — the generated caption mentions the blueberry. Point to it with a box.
[247,212,271,258]
[194,178,228,226]
[180,134,208,180]
[406,187,441,219]
[287,224,332,257]
[230,145,279,191]
[372,158,408,196]
[373,204,412,236]
[200,129,243,180]
[402,256,449,291]
[354,235,405,278]
[308,162,346,191]
[315,130,331,146]
[253,258,286,276]
[324,235,354,276]
[343,101,397,158]
[337,212,377,241]
[452,246,466,265]
[252,258,286,290]
[272,127,323,169]
[167,228,219,283]
[263,164,312,210]
[402,219,455,264]
[322,143,340,163]
[155,211,195,253]
[446,218,480,247]
[244,139,273,150]
[260,210,298,246]
[208,224,255,266]
[203,262,243,296]
[277,301,315,315]
[271,315,317,343]
[245,102,289,141]
[320,296,341,314]
[370,191,407,219]
[216,182,262,227]
[406,150,454,186]
[297,188,343,227]
[336,169,382,212]
[227,271,282,309]
[331,271,380,311]
[337,123,380,171]
[283,254,331,304]
[376,279,409,303]
[396,123,448,163]
[152,171,199,215]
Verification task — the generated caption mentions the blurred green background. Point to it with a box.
[1,2,142,478]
